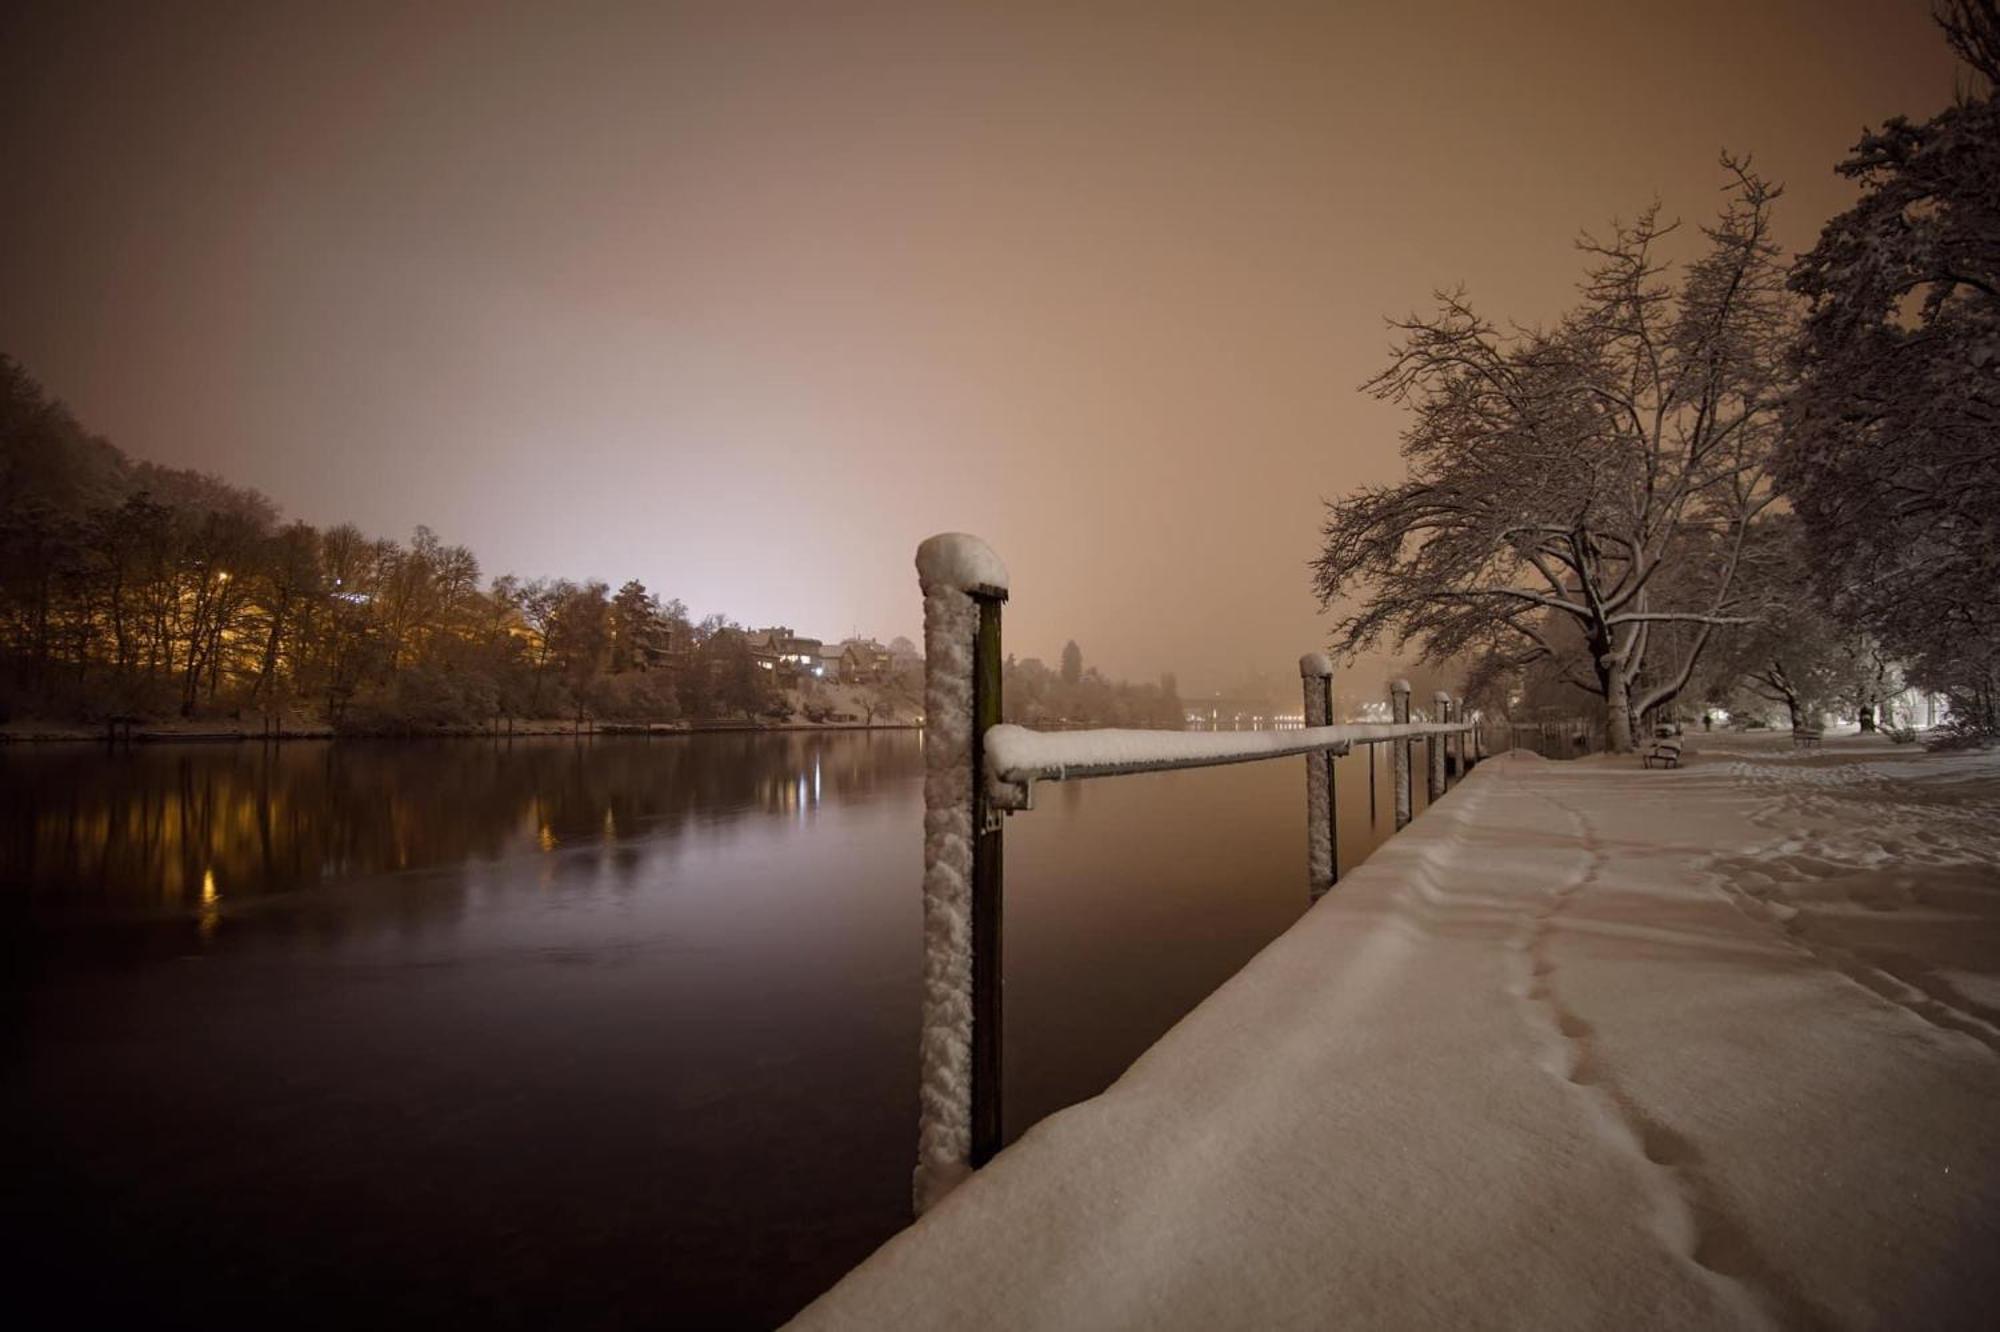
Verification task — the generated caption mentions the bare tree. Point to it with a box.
[1313,161,1791,750]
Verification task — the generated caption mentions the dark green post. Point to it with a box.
[1300,653,1336,899]
[1429,691,1449,801]
[1391,679,1412,830]
[970,591,1005,1166]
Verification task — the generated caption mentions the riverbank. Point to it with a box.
[0,717,924,744]
[793,733,2000,1328]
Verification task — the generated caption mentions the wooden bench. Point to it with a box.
[1792,726,1824,750]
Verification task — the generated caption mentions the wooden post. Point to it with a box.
[1391,679,1412,830]
[1368,736,1378,823]
[914,533,1010,1214]
[1429,691,1449,803]
[970,592,1005,1168]
[1437,700,1451,783]
[1443,699,1458,783]
[1300,654,1336,899]
[1450,701,1465,780]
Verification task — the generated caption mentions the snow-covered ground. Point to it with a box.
[791,733,2000,1329]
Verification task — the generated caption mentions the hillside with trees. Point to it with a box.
[1001,643,1183,730]
[0,357,1184,736]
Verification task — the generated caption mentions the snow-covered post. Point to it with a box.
[1390,679,1412,830]
[1300,653,1337,900]
[1429,691,1449,802]
[913,533,1010,1215]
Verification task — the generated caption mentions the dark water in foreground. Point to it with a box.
[3,731,1444,1328]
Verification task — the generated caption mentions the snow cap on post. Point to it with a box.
[916,533,1009,598]
[1391,678,1411,695]
[1299,652,1334,678]
[1434,691,1451,706]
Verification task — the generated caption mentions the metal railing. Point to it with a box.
[910,534,1483,1213]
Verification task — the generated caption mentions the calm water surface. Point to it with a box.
[3,731,1439,1328]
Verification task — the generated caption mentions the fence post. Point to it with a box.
[1430,692,1449,802]
[1301,654,1336,899]
[913,534,1010,1216]
[1391,679,1412,830]
[1439,699,1453,783]
[1451,701,1465,778]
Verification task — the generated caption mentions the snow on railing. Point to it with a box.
[911,534,1484,1215]
[983,720,1469,804]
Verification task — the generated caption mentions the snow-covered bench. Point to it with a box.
[1792,726,1824,750]
[1641,721,1685,769]
[1642,735,1683,769]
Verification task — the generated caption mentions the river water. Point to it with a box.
[3,730,1447,1328]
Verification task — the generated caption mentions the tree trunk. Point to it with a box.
[1605,673,1635,752]
[253,591,290,701]
[1858,698,1877,732]
[108,569,130,677]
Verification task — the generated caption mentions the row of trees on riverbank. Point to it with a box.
[0,385,780,728]
[0,365,825,730]
[0,361,1182,733]
[1001,642,1184,730]
[1315,2,1998,747]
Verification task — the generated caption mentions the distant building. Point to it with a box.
[633,621,691,672]
[1185,694,1292,730]
[747,627,826,679]
[838,638,895,682]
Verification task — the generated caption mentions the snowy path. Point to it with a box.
[792,739,2000,1329]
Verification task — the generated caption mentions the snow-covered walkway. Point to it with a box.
[792,735,2000,1329]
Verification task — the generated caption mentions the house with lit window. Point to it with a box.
[746,627,826,680]
[837,638,895,682]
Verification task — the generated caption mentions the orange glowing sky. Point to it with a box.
[0,0,1964,690]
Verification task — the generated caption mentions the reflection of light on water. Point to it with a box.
[539,825,558,853]
[198,867,220,941]
[813,757,821,804]
[603,808,616,842]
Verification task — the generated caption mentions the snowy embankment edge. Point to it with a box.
[792,750,1544,1326]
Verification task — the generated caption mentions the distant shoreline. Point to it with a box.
[0,719,924,745]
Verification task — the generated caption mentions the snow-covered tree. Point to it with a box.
[1698,521,1855,727]
[1782,0,1999,739]
[1687,516,1910,730]
[1314,162,1790,751]
[1844,638,1903,732]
